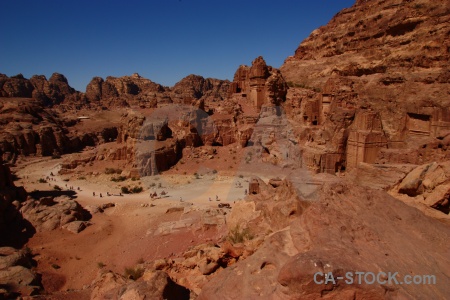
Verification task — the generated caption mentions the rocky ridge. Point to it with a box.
[280,0,450,173]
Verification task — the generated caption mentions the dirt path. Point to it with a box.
[16,156,245,291]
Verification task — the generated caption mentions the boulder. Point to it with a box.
[21,196,90,231]
[90,270,190,300]
[62,220,90,234]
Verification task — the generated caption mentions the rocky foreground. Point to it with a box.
[0,0,449,298]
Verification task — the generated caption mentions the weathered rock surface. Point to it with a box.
[20,195,90,232]
[0,73,84,107]
[0,247,41,297]
[198,178,450,299]
[90,270,190,300]
[0,97,118,163]
[280,0,450,171]
[0,153,27,243]
[228,56,288,108]
[391,161,450,215]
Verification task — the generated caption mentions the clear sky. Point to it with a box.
[0,0,355,92]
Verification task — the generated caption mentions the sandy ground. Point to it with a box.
[14,155,248,292]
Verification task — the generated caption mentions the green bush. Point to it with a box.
[111,176,127,182]
[131,186,143,193]
[121,186,143,194]
[228,224,253,244]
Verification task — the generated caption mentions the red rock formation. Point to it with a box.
[85,73,167,108]
[171,74,229,104]
[229,56,288,109]
[198,179,450,299]
[281,0,450,169]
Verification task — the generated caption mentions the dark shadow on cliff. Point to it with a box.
[162,277,190,300]
[28,190,77,199]
[0,214,36,248]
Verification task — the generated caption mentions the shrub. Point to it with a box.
[121,186,142,194]
[238,174,244,178]
[111,176,127,182]
[228,224,253,244]
[38,178,47,183]
[53,185,62,191]
[78,176,86,180]
[212,169,218,174]
[97,262,106,268]
[124,266,144,280]
[150,182,156,187]
[131,186,143,193]
[105,168,122,175]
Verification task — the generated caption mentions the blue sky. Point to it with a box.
[0,0,355,91]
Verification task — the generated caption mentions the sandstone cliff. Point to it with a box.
[280,0,450,171]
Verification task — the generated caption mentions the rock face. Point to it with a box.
[228,56,288,109]
[90,270,190,300]
[85,73,166,108]
[280,0,450,171]
[171,74,229,104]
[0,73,83,107]
[198,178,450,299]
[0,156,41,297]
[0,247,41,297]
[85,73,230,109]
[20,195,91,232]
[0,97,119,163]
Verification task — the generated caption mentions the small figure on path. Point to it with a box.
[244,189,247,195]
[93,192,95,197]
[100,193,103,198]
